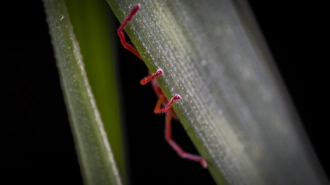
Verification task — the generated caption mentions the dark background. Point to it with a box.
[1,0,328,185]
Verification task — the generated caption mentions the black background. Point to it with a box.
[1,1,328,185]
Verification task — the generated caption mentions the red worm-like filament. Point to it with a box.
[118,4,207,168]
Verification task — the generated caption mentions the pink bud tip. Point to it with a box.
[132,4,141,13]
[201,160,208,168]
[173,94,182,101]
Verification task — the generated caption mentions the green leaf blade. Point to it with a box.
[107,0,328,185]
[65,0,127,183]
[43,0,123,184]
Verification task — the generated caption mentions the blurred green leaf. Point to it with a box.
[65,0,127,183]
[43,0,123,184]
